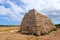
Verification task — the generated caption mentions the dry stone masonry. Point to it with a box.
[20,9,56,36]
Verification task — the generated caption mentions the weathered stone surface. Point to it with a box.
[20,9,56,36]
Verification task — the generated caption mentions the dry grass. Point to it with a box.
[0,27,19,32]
[0,26,60,40]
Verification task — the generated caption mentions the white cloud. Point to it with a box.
[21,0,60,11]
[7,1,24,13]
[21,0,60,24]
[52,0,60,10]
[21,0,60,16]
[0,0,5,3]
[0,0,24,21]
[52,12,58,15]
[0,6,9,15]
[0,0,60,24]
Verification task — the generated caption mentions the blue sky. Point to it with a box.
[0,0,60,25]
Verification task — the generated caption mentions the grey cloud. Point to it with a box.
[40,7,60,24]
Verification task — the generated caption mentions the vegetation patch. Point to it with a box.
[55,24,60,28]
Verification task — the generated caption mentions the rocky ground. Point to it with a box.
[0,28,60,40]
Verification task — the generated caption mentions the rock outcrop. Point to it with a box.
[20,9,56,36]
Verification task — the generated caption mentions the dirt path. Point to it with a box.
[0,28,60,40]
[0,30,18,34]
